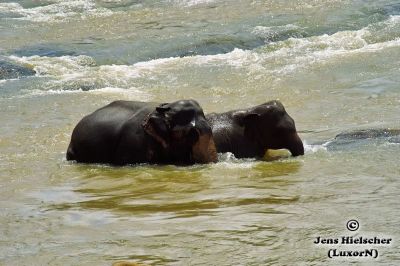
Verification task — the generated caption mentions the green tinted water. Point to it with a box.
[0,0,399,265]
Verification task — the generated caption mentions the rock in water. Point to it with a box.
[326,128,400,151]
[0,60,36,80]
[335,128,400,140]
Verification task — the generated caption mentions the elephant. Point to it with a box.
[66,100,218,165]
[205,100,304,158]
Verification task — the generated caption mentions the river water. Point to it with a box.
[0,0,399,265]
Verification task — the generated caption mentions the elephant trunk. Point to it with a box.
[288,133,304,156]
[190,118,218,163]
[192,133,218,163]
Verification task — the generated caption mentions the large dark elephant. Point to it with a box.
[67,100,218,165]
[206,100,304,158]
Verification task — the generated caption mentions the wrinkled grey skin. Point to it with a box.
[67,100,217,165]
[206,100,304,158]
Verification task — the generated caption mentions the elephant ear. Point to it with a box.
[156,103,170,113]
[142,104,171,149]
[233,111,260,127]
[233,111,260,140]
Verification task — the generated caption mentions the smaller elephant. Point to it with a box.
[67,100,217,165]
[206,100,304,158]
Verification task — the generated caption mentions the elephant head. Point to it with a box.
[142,99,217,164]
[233,100,304,156]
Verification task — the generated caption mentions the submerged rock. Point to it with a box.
[335,128,400,140]
[326,128,400,151]
[0,60,36,80]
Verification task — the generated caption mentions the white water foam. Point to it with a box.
[252,24,302,39]
[99,56,184,80]
[96,16,400,77]
[259,16,400,75]
[171,0,219,7]
[0,1,113,22]
[303,140,328,154]
[9,54,96,77]
[6,15,400,98]
[214,152,257,169]
[126,16,400,76]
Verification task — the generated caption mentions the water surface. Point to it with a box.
[0,0,399,265]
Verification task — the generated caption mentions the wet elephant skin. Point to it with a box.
[206,100,304,158]
[67,100,217,165]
